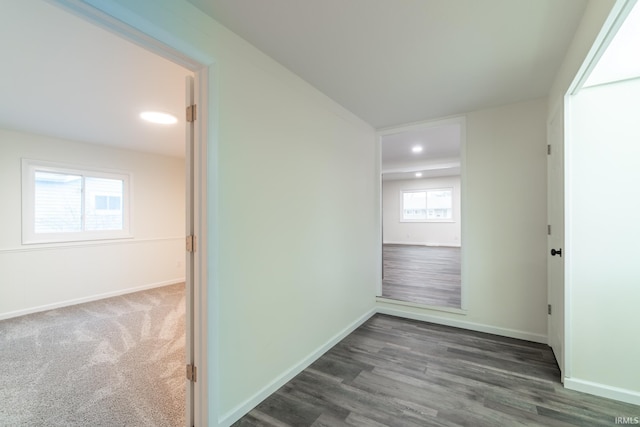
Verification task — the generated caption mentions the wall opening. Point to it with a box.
[377,116,465,311]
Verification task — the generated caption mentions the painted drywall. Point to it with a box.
[0,128,185,318]
[568,79,640,401]
[382,176,461,246]
[544,0,640,404]
[75,1,380,423]
[378,98,548,342]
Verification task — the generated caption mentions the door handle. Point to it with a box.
[550,248,562,257]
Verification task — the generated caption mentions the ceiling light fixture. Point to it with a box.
[411,145,423,153]
[415,172,423,178]
[140,111,178,125]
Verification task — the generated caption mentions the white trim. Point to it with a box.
[546,99,566,380]
[458,117,468,311]
[375,304,547,344]
[399,187,454,222]
[218,309,377,427]
[185,73,196,427]
[192,66,211,427]
[564,378,640,406]
[382,162,460,176]
[218,305,546,424]
[47,0,211,69]
[0,279,184,321]
[21,158,133,244]
[377,115,467,310]
[567,0,638,96]
[378,115,466,136]
[398,221,456,224]
[375,134,383,297]
[215,302,553,424]
[563,94,573,381]
[562,0,637,383]
[376,297,466,315]
[382,241,461,248]
[47,2,212,425]
[0,236,182,254]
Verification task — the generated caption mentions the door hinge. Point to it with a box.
[186,104,197,122]
[547,144,551,155]
[548,224,551,235]
[186,235,196,253]
[186,364,197,382]
[548,304,552,315]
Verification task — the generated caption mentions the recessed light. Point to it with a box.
[140,111,178,125]
[415,172,423,178]
[411,145,423,153]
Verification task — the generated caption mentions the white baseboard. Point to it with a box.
[376,296,466,315]
[0,278,185,321]
[383,241,461,248]
[564,378,640,406]
[218,308,377,427]
[376,305,547,344]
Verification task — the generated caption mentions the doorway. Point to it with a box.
[378,117,465,309]
[558,0,640,401]
[0,1,208,425]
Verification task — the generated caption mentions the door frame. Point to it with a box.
[376,115,467,311]
[546,100,565,379]
[558,0,636,384]
[48,1,213,425]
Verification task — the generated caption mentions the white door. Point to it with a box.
[185,75,196,427]
[547,106,565,377]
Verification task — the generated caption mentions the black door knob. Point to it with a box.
[551,248,562,257]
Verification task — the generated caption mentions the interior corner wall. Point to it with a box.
[79,1,380,423]
[382,176,461,246]
[0,128,185,319]
[567,79,640,402]
[378,98,549,343]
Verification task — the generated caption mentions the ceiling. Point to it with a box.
[188,0,588,129]
[1,1,590,162]
[0,1,190,158]
[381,122,461,181]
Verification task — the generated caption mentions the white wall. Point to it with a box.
[378,98,549,342]
[0,128,185,319]
[76,1,380,424]
[568,78,640,402]
[382,176,461,246]
[545,0,640,404]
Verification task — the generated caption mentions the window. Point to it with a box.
[22,160,131,243]
[401,188,453,222]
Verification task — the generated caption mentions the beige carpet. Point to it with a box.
[0,283,186,426]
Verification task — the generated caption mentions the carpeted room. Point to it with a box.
[0,284,186,426]
[0,2,192,423]
[0,129,188,425]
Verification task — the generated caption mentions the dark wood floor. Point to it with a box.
[382,244,461,308]
[234,314,638,427]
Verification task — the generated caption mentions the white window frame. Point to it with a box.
[22,159,133,244]
[400,187,454,223]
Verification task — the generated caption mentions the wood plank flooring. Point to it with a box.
[234,314,638,427]
[382,244,461,308]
